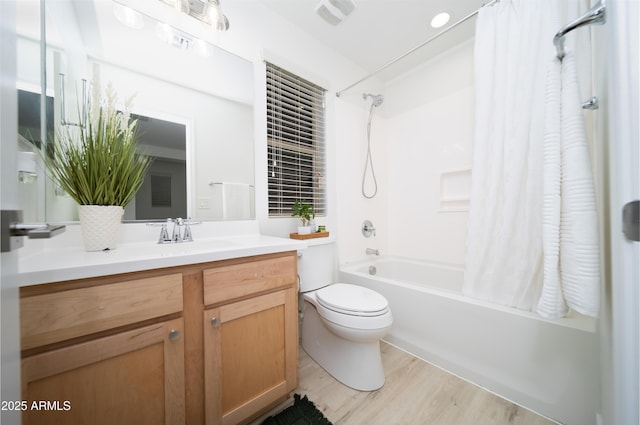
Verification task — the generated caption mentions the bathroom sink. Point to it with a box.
[154,238,237,255]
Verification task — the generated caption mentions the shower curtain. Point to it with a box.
[463,1,561,310]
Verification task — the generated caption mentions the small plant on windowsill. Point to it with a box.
[291,201,315,235]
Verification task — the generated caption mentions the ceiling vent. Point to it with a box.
[315,0,356,25]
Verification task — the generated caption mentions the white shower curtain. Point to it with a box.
[463,1,561,310]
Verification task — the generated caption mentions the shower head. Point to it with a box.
[363,93,384,107]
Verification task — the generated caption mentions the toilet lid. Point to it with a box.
[316,283,389,316]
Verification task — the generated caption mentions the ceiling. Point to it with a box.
[259,0,486,83]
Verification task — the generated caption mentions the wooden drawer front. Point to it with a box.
[21,274,183,351]
[203,256,296,306]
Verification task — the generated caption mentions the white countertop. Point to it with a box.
[15,222,311,286]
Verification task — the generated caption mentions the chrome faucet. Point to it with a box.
[366,248,380,256]
[171,218,184,242]
[362,220,376,237]
[150,218,198,244]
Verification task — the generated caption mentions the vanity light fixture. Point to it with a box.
[430,12,451,28]
[209,0,230,31]
[158,0,230,31]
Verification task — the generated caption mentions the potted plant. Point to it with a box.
[291,201,315,235]
[41,82,152,251]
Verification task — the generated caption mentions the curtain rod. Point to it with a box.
[335,0,499,97]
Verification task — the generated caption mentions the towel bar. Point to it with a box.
[554,0,606,60]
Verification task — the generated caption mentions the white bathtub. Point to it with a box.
[339,256,600,425]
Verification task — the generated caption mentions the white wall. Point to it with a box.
[335,98,389,264]
[288,38,476,267]
[384,40,475,265]
[214,2,385,250]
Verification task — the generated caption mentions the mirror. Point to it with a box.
[127,114,187,220]
[15,0,255,223]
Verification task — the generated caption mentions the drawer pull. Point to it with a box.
[168,329,180,342]
[210,317,220,328]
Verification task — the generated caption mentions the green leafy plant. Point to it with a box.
[41,84,152,207]
[291,201,315,227]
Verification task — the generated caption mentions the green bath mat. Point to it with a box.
[261,394,332,425]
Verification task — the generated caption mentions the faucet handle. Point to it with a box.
[362,219,376,238]
[181,218,201,242]
[153,223,169,244]
[146,220,173,244]
[182,222,193,242]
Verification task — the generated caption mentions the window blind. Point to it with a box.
[266,62,326,217]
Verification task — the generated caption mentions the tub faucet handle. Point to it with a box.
[362,219,376,237]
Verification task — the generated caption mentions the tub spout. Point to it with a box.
[366,248,380,256]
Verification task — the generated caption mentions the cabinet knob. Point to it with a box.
[210,317,220,328]
[168,329,180,341]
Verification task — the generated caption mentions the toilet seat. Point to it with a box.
[316,283,389,317]
[302,283,392,331]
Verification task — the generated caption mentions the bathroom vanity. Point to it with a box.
[17,232,302,425]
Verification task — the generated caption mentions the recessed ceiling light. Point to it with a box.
[430,12,450,29]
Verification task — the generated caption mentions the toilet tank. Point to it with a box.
[298,240,335,292]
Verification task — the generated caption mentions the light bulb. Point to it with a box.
[430,12,450,29]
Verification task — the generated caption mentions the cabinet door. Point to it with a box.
[203,289,298,425]
[22,318,185,425]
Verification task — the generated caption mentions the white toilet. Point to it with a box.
[298,241,393,391]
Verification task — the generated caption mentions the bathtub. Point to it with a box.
[339,256,600,425]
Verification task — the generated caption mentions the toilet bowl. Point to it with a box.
[298,242,393,391]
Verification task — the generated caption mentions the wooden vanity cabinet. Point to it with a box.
[20,273,186,425]
[22,318,186,425]
[202,254,299,425]
[19,251,299,425]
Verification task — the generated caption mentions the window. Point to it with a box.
[266,62,326,217]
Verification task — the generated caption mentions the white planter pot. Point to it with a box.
[78,205,124,251]
[297,226,312,235]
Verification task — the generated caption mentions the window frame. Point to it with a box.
[266,62,326,218]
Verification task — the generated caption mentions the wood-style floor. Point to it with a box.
[295,342,556,425]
